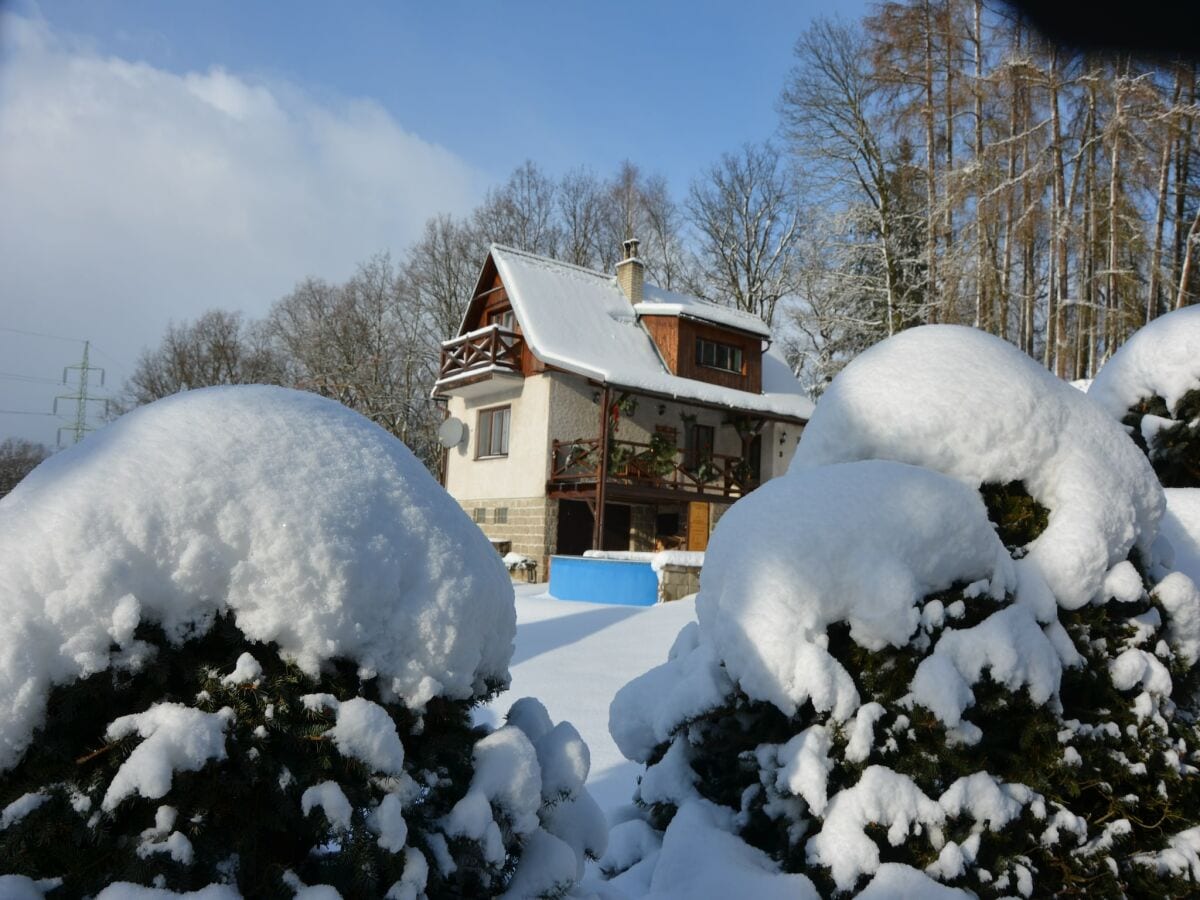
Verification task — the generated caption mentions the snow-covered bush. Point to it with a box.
[1090,305,1200,488]
[0,386,604,898]
[1162,488,1200,587]
[606,326,1200,897]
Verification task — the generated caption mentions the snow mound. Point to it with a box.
[0,385,515,773]
[791,325,1163,610]
[695,460,1017,719]
[1162,489,1200,586]
[1089,305,1200,419]
[642,801,819,900]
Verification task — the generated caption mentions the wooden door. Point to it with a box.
[687,501,710,552]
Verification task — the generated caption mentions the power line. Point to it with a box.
[0,326,84,344]
[0,409,59,416]
[88,344,130,376]
[0,371,62,386]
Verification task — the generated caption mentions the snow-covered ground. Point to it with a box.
[481,585,697,816]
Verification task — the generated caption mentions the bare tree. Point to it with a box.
[556,167,608,269]
[685,142,804,327]
[265,254,442,461]
[118,309,284,410]
[782,17,931,336]
[404,214,485,343]
[0,437,51,499]
[472,160,560,256]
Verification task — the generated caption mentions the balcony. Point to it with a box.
[435,325,525,396]
[550,437,757,501]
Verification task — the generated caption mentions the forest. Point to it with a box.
[119,0,1200,472]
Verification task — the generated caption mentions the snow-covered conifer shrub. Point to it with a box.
[0,387,604,898]
[1091,305,1200,488]
[605,326,1200,898]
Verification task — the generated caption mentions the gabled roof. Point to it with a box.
[484,244,813,421]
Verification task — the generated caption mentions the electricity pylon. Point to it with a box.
[54,340,109,447]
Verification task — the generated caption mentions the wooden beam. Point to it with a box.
[592,385,611,550]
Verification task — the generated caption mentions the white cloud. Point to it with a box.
[0,13,484,444]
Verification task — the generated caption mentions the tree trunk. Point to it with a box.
[1148,68,1183,322]
[923,0,939,322]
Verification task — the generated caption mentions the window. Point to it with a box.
[695,338,744,374]
[494,507,508,524]
[488,307,515,330]
[476,406,511,458]
[685,423,715,471]
[473,507,487,523]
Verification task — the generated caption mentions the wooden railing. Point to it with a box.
[550,437,757,498]
[439,326,523,379]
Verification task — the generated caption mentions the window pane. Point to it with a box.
[478,410,492,456]
[498,408,510,455]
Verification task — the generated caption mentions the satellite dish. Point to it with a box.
[438,417,465,449]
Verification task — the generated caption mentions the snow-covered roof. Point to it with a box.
[486,245,812,422]
[636,283,772,338]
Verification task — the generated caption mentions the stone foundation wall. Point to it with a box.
[658,564,702,603]
[456,496,554,579]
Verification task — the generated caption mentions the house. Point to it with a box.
[433,240,814,575]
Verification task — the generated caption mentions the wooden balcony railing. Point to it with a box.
[550,437,757,499]
[439,326,523,380]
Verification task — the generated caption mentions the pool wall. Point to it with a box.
[548,555,659,606]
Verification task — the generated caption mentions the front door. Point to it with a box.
[687,501,710,552]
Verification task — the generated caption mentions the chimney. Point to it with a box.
[616,238,644,303]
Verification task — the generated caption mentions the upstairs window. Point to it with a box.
[488,307,515,330]
[476,405,511,458]
[696,338,743,374]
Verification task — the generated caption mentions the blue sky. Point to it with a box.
[30,0,866,189]
[0,0,867,445]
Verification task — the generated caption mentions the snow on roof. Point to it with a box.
[792,325,1164,611]
[0,386,516,773]
[487,245,812,421]
[1089,305,1200,419]
[636,283,771,338]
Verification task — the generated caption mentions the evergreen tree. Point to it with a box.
[0,615,601,898]
[618,483,1200,896]
[1119,387,1200,488]
[606,326,1200,896]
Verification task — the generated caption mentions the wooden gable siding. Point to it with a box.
[641,315,762,393]
[640,314,680,371]
[461,263,543,377]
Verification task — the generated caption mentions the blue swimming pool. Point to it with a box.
[548,555,659,606]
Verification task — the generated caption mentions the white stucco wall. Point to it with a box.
[760,420,803,480]
[600,393,744,457]
[547,375,599,445]
[444,374,553,501]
